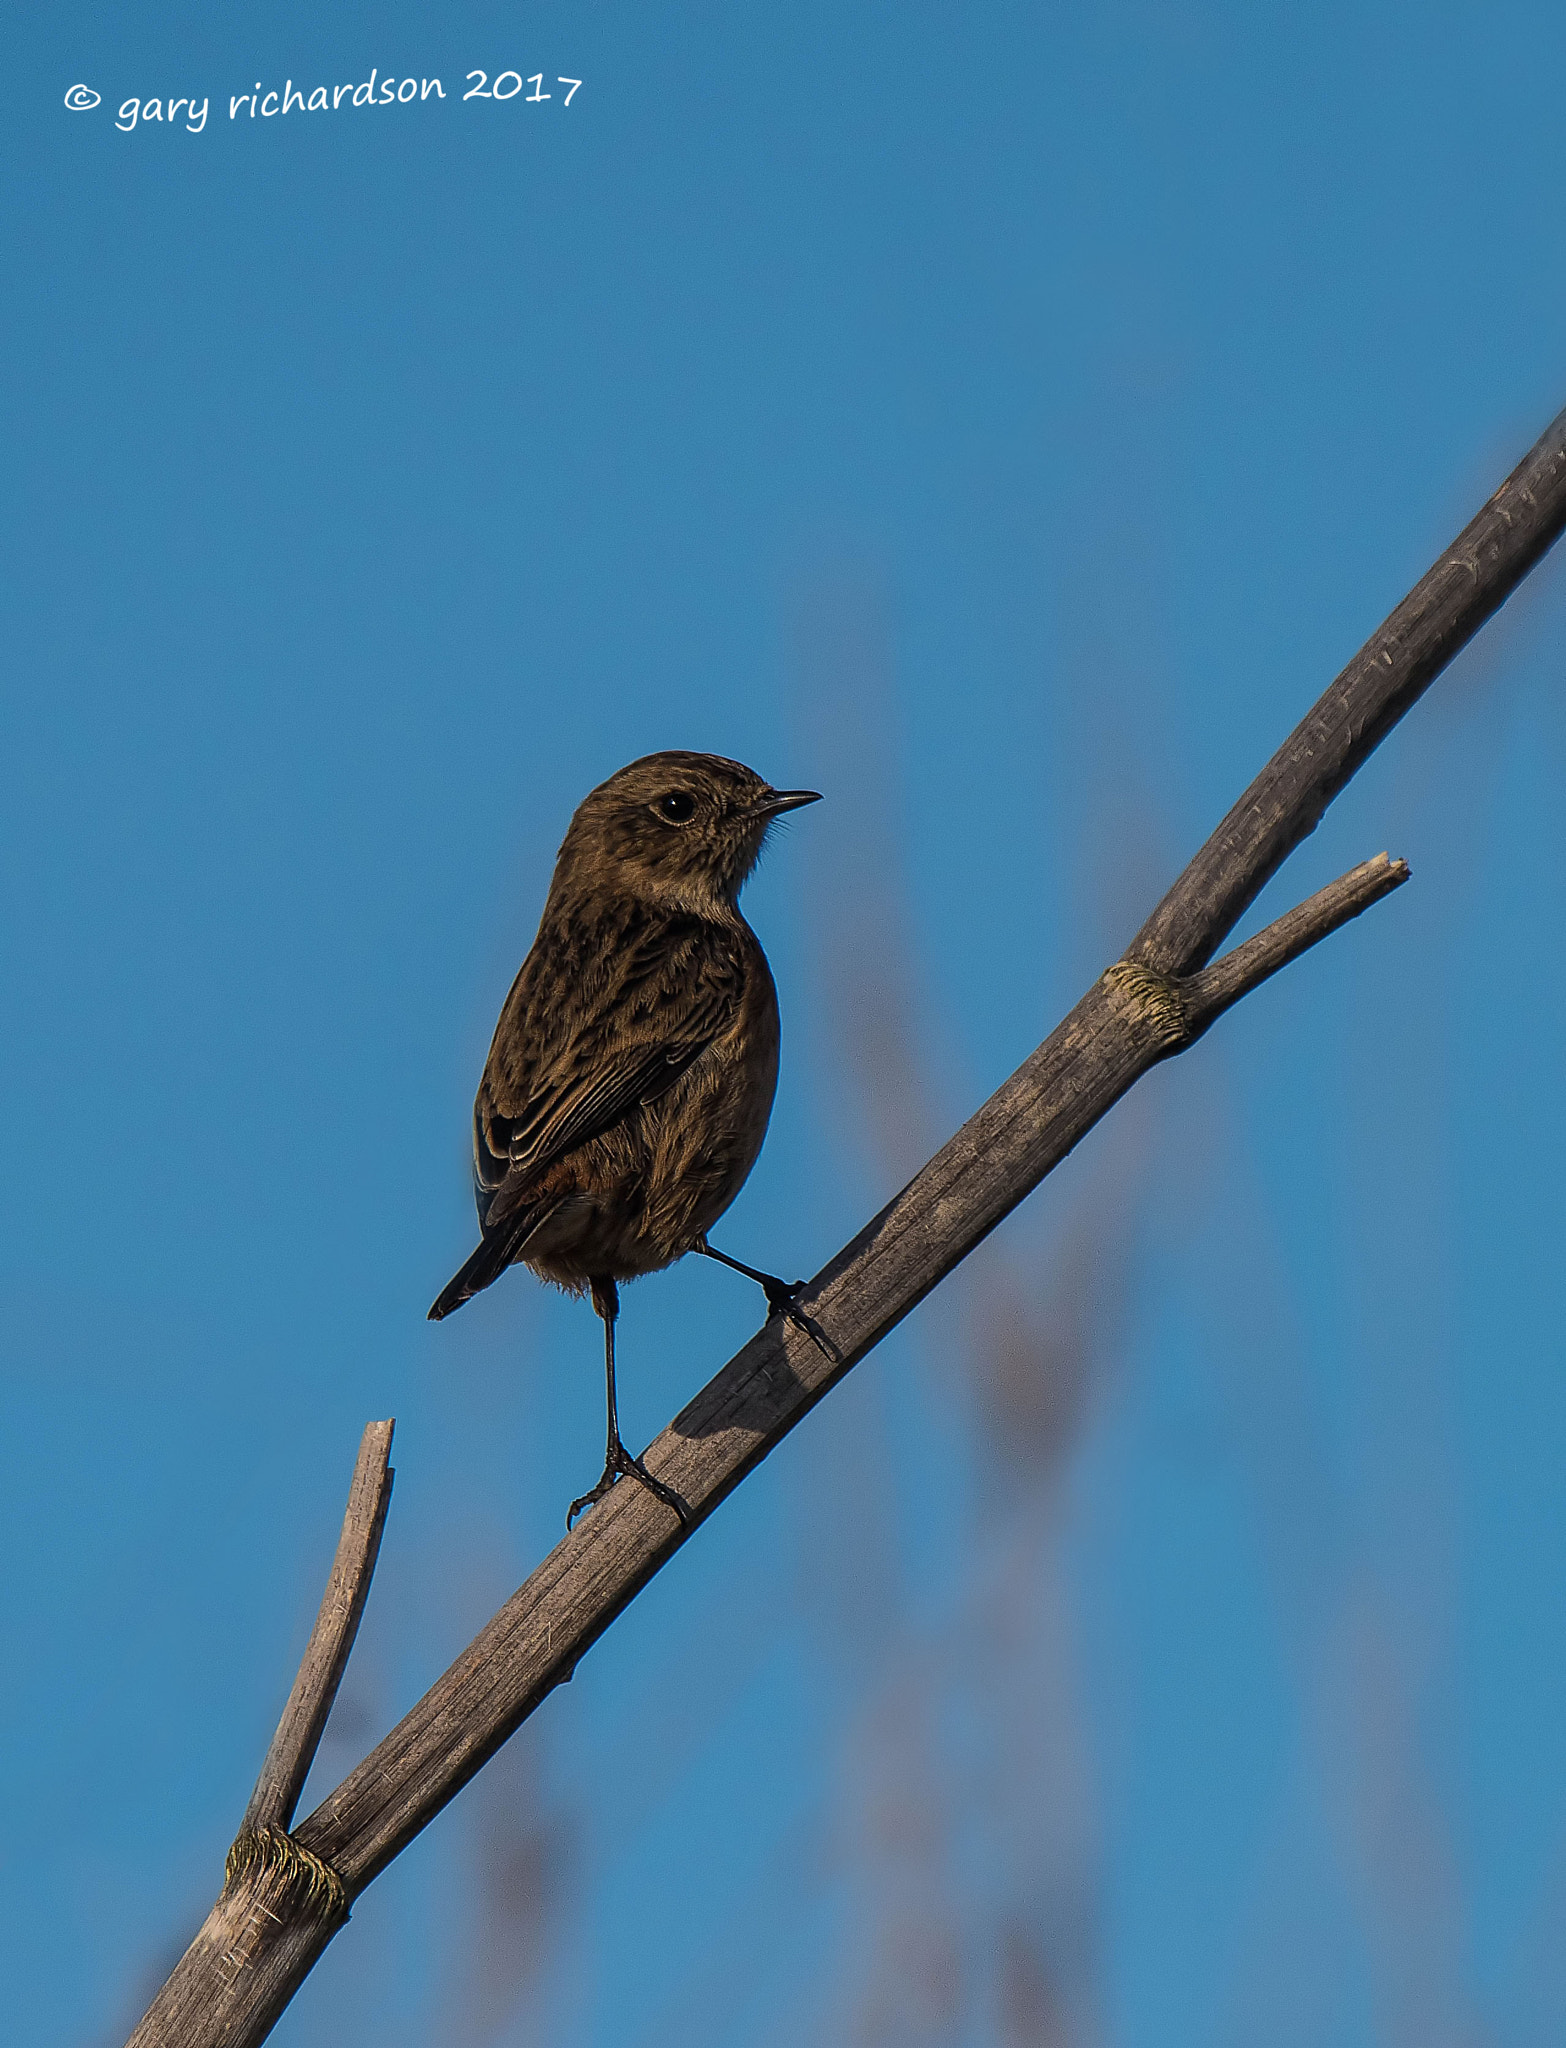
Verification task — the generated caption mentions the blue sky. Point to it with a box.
[4,3,1566,2043]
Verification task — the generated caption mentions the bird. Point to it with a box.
[428,750,822,1529]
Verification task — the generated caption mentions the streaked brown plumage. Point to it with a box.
[429,750,820,1525]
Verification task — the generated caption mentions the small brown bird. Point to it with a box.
[429,751,821,1527]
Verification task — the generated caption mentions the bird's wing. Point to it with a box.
[473,908,746,1224]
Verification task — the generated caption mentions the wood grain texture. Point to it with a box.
[123,404,1566,2047]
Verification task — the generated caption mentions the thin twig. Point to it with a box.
[241,1420,395,1836]
[1181,852,1412,1039]
[125,400,1566,2048]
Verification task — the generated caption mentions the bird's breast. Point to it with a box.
[638,935,780,1254]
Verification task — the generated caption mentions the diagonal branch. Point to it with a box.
[294,858,1414,1896]
[126,401,1566,2047]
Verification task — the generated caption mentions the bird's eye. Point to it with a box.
[656,790,697,823]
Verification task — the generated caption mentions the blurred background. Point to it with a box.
[4,3,1566,2043]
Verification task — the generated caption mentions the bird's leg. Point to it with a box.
[695,1240,834,1360]
[695,1239,803,1318]
[566,1278,691,1531]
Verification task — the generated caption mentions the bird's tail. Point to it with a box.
[427,1233,516,1321]
[428,1244,494,1320]
[427,1200,562,1321]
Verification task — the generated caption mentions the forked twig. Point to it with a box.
[127,1424,394,2039]
[127,403,1566,2048]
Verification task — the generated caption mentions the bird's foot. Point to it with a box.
[760,1273,807,1321]
[761,1277,838,1363]
[567,1442,691,1532]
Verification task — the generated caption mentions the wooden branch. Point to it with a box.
[125,402,1566,2047]
[241,1420,395,1836]
[1127,422,1566,978]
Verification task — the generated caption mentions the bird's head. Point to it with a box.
[554,751,821,915]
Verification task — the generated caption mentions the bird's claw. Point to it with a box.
[763,1279,837,1363]
[567,1446,691,1532]
[761,1275,807,1321]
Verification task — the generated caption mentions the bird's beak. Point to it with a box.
[753,788,823,817]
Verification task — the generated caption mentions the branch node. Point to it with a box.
[224,1822,349,1925]
[1101,959,1189,1052]
[211,1822,348,1984]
